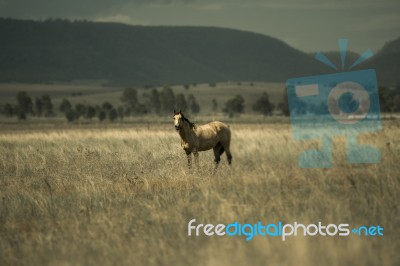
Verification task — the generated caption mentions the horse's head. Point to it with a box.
[173,109,183,131]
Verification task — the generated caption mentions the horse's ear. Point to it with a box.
[173,109,176,113]
[179,109,182,114]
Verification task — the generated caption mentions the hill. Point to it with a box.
[0,18,330,85]
[365,37,400,87]
[0,18,398,86]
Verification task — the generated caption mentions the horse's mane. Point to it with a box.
[181,114,196,129]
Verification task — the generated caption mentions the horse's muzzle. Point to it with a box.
[175,125,180,130]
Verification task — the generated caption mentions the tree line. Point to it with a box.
[221,92,275,118]
[281,85,400,116]
[0,89,276,121]
[1,85,398,121]
[218,85,400,117]
[1,91,55,120]
[60,87,202,122]
[0,87,201,122]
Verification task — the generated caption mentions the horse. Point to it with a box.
[173,110,232,170]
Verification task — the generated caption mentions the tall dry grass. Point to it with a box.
[0,121,399,266]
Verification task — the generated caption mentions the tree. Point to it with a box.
[252,92,274,116]
[98,110,106,121]
[188,94,200,114]
[278,90,289,116]
[148,88,160,114]
[124,106,131,117]
[379,86,395,113]
[160,87,175,114]
[191,101,200,114]
[102,101,113,112]
[34,95,53,117]
[289,98,307,115]
[109,108,118,122]
[86,106,96,120]
[65,109,76,122]
[60,99,72,113]
[223,95,245,118]
[212,98,218,113]
[34,97,43,116]
[395,80,400,95]
[16,91,33,117]
[41,95,54,117]
[175,93,188,113]
[131,103,148,116]
[2,103,15,117]
[95,105,102,114]
[187,94,200,114]
[17,110,26,120]
[121,88,138,110]
[394,95,400,112]
[75,103,86,119]
[117,106,125,120]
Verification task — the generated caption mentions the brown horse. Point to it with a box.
[173,110,232,169]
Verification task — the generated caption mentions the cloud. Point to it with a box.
[94,14,149,25]
[347,13,400,32]
[197,4,223,11]
[1,0,399,18]
[0,0,196,18]
[236,0,400,10]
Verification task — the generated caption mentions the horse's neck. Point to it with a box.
[179,123,195,142]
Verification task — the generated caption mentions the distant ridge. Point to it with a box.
[0,18,398,86]
[365,37,400,87]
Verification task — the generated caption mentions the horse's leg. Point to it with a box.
[213,143,222,169]
[226,148,232,165]
[227,150,232,165]
[221,143,232,165]
[193,150,199,168]
[186,151,192,170]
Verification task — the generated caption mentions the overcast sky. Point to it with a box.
[0,0,399,53]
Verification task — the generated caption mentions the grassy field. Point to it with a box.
[0,119,399,266]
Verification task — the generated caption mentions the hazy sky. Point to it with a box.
[0,0,399,53]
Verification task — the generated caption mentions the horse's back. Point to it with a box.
[208,121,231,144]
[208,121,230,134]
[195,121,231,151]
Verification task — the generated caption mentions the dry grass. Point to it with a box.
[0,121,399,266]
